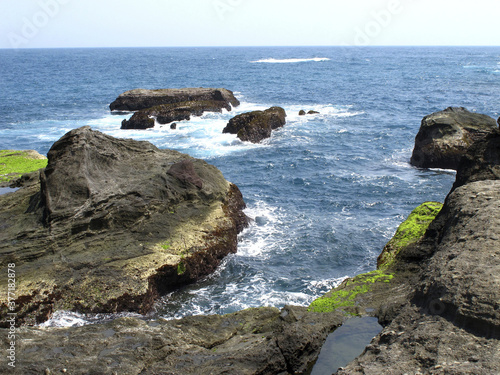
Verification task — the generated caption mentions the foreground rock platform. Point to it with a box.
[410,107,497,170]
[0,306,343,374]
[0,127,248,326]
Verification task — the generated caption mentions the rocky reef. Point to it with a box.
[110,88,240,112]
[111,88,241,130]
[410,107,497,170]
[0,127,248,326]
[223,107,287,143]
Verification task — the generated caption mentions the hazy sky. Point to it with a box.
[1,0,499,49]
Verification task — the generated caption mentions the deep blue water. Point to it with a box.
[1,46,499,324]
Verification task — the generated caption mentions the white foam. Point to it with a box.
[251,57,331,64]
[237,201,284,259]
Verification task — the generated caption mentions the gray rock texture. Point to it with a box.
[223,107,287,143]
[338,131,500,374]
[110,88,240,112]
[410,107,497,170]
[0,306,343,375]
[0,126,248,326]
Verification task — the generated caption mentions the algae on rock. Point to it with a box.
[0,150,47,184]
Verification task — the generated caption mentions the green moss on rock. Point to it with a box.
[0,150,47,182]
[377,201,443,269]
[308,270,394,313]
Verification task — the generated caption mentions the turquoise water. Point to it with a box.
[1,46,498,323]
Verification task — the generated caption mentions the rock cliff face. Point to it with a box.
[0,127,248,326]
[110,88,240,112]
[338,130,500,374]
[410,107,497,170]
[223,107,287,143]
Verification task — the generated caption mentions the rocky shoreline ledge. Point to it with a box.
[0,109,499,374]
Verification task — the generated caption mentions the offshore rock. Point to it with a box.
[0,126,248,326]
[410,107,497,170]
[223,106,287,143]
[121,100,229,129]
[0,306,344,375]
[110,87,240,112]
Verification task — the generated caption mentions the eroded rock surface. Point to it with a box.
[338,130,500,374]
[0,126,248,326]
[0,306,343,375]
[110,88,240,112]
[223,106,287,143]
[410,107,497,170]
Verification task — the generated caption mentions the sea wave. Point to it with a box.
[251,57,331,64]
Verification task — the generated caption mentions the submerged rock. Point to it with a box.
[110,87,240,112]
[0,126,248,326]
[223,106,287,143]
[410,107,497,170]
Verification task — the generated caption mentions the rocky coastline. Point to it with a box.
[0,127,248,326]
[0,108,499,374]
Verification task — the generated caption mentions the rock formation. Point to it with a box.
[410,107,497,170]
[336,129,500,374]
[110,88,240,112]
[121,100,231,129]
[112,88,241,130]
[223,107,287,143]
[0,306,343,374]
[0,126,248,326]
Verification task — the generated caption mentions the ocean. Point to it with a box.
[1,46,499,325]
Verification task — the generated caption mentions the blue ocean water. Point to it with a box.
[1,46,499,324]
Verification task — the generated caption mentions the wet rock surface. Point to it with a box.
[410,107,497,170]
[223,106,287,143]
[0,306,343,375]
[0,127,248,326]
[114,88,240,130]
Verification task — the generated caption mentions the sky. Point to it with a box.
[1,0,499,49]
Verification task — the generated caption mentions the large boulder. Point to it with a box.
[410,107,497,170]
[223,107,287,143]
[0,126,248,326]
[110,87,240,112]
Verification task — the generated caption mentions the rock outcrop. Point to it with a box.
[121,100,231,129]
[113,88,241,130]
[410,107,497,170]
[0,126,248,326]
[336,130,500,374]
[223,107,287,143]
[110,88,240,112]
[0,306,343,375]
